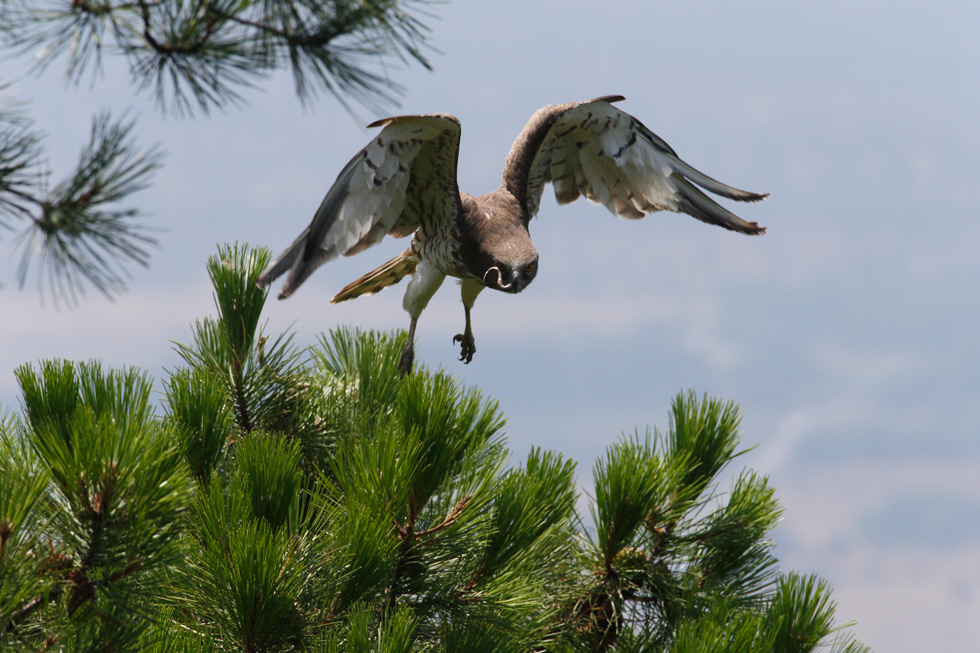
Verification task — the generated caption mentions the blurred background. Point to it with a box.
[2,2,978,650]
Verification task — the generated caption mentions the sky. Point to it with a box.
[2,1,979,650]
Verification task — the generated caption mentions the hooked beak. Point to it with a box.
[483,266,516,292]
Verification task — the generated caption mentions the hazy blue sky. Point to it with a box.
[3,2,979,650]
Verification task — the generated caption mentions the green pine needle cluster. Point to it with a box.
[0,243,871,653]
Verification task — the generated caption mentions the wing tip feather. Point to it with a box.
[366,114,461,129]
[739,191,770,204]
[590,94,626,104]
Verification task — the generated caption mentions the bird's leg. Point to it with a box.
[454,280,484,364]
[398,316,418,377]
[398,260,446,377]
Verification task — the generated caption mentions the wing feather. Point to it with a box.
[256,114,462,298]
[509,98,767,235]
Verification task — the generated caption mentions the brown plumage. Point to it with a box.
[256,96,768,375]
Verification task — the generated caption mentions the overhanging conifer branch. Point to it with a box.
[4,0,438,116]
[9,111,161,305]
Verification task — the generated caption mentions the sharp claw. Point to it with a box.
[453,333,476,364]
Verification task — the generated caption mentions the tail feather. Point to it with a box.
[255,227,308,293]
[254,225,339,300]
[331,248,419,304]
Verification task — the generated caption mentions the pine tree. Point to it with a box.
[0,0,436,303]
[0,243,871,653]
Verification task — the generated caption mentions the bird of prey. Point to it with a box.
[255,96,767,375]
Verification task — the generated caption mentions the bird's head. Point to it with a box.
[463,190,539,293]
[482,247,538,294]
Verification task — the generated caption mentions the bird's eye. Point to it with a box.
[525,262,535,274]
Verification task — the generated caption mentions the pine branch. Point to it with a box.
[4,0,439,116]
[384,520,415,617]
[9,111,162,305]
[0,90,45,227]
[416,495,470,536]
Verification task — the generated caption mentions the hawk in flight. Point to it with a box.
[256,96,767,375]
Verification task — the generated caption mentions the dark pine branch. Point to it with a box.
[0,96,46,228]
[5,0,437,116]
[11,111,162,305]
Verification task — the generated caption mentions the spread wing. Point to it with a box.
[503,96,767,234]
[256,114,462,299]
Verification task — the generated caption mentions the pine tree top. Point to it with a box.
[0,243,872,653]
